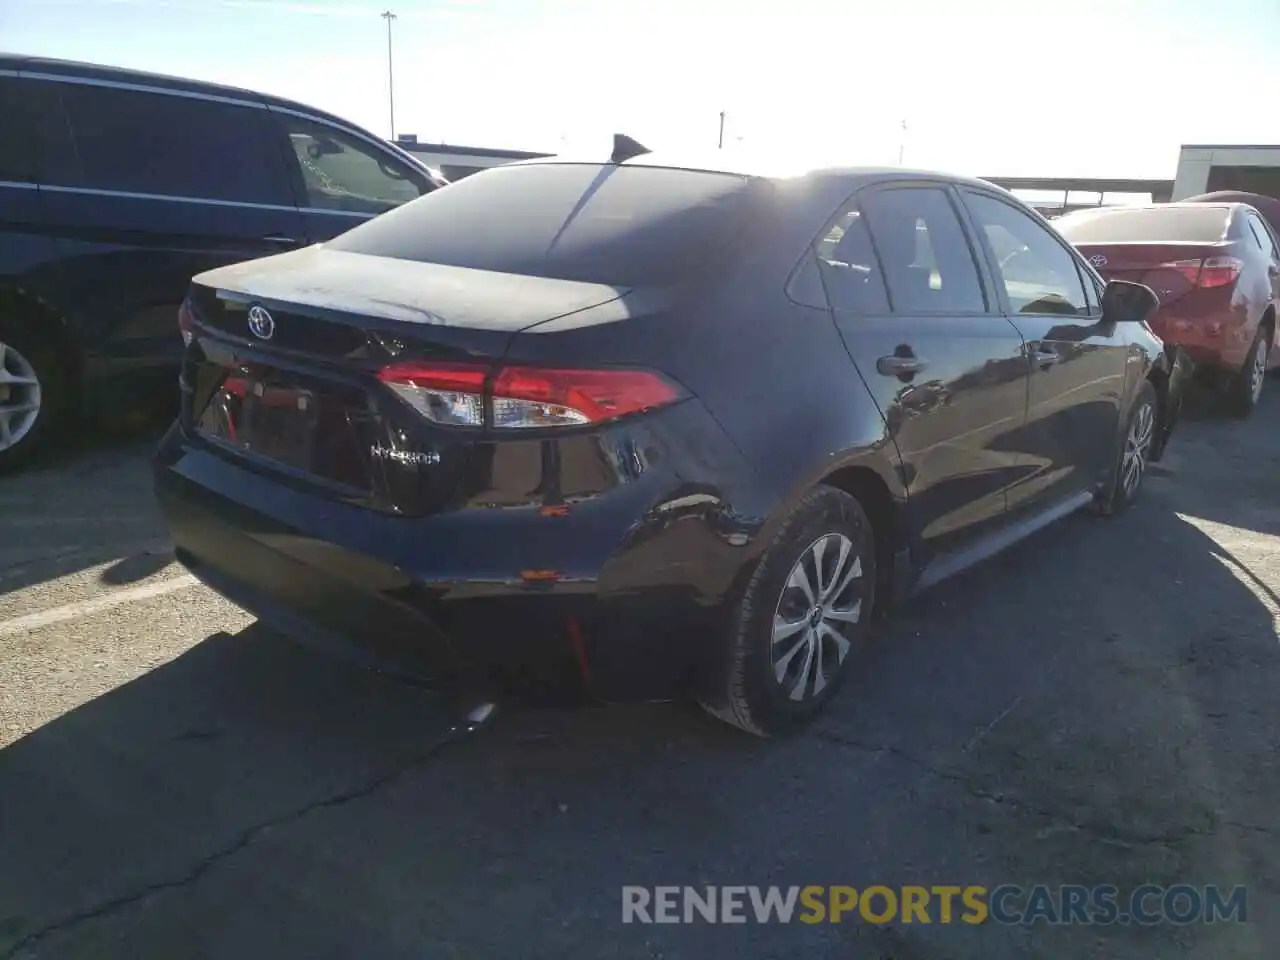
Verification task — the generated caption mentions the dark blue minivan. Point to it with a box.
[0,55,447,468]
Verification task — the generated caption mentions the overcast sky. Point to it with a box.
[5,0,1279,179]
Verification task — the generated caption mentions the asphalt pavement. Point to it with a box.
[0,385,1277,959]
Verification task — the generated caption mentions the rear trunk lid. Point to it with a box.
[182,247,629,516]
[1073,241,1238,309]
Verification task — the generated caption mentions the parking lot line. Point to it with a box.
[0,573,200,638]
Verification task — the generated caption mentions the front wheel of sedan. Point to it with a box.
[702,486,877,737]
[1096,380,1158,516]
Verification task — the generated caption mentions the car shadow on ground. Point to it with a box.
[0,396,174,599]
[1,451,1277,960]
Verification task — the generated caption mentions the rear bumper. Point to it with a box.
[1149,312,1252,371]
[153,405,763,702]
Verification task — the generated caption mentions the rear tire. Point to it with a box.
[701,486,878,737]
[0,319,65,473]
[1096,380,1157,516]
[1226,330,1268,419]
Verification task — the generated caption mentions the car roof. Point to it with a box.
[508,147,1013,195]
[1066,202,1234,212]
[0,52,365,134]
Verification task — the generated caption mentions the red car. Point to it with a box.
[1056,202,1278,416]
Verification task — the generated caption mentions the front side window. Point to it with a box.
[859,186,986,314]
[1081,262,1101,314]
[282,115,426,215]
[965,192,1089,317]
[51,82,289,204]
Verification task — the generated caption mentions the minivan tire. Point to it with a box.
[701,486,877,737]
[0,319,65,472]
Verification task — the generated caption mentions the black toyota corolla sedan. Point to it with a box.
[154,140,1185,736]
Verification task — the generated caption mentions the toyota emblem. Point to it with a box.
[1089,254,1108,268]
[247,305,275,340]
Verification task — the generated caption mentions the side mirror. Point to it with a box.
[1101,279,1159,324]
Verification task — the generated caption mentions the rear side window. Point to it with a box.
[47,82,290,205]
[1056,206,1230,243]
[1244,217,1265,250]
[279,113,427,215]
[859,187,986,313]
[327,162,765,287]
[813,208,889,312]
[1246,212,1279,259]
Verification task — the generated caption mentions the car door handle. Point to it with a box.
[262,234,298,246]
[1031,349,1060,368]
[876,354,927,378]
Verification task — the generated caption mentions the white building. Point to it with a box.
[1172,145,1280,200]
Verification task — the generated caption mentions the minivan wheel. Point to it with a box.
[1227,331,1268,418]
[0,323,61,471]
[1096,380,1157,516]
[701,486,877,737]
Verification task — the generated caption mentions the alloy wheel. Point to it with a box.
[771,532,865,702]
[0,340,42,453]
[1121,401,1154,499]
[1250,339,1268,404]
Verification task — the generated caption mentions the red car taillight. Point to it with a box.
[377,361,684,429]
[1159,256,1243,289]
[1197,256,1244,288]
[177,298,197,346]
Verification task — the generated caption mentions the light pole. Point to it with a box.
[381,10,397,140]
[897,119,907,165]
[718,111,726,149]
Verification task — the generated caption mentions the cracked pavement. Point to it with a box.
[1,385,1278,959]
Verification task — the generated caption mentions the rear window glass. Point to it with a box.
[1056,206,1230,244]
[326,162,765,287]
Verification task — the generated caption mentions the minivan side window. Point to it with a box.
[813,207,890,312]
[49,82,290,205]
[280,114,426,215]
[859,187,987,314]
[964,191,1089,317]
[0,77,35,182]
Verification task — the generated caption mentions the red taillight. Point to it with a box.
[177,298,197,346]
[377,362,488,427]
[377,361,683,429]
[491,367,681,427]
[1197,256,1243,288]
[1157,256,1243,289]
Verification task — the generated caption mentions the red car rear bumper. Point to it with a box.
[1148,313,1254,371]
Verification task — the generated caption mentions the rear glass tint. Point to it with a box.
[326,162,766,287]
[1056,206,1230,244]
